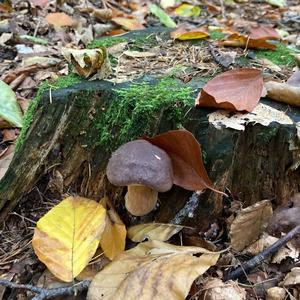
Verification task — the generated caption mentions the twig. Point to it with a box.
[226,225,300,281]
[0,279,91,300]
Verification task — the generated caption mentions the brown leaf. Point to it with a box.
[196,68,263,112]
[283,267,300,286]
[219,33,277,50]
[145,130,215,192]
[170,27,209,40]
[46,13,77,28]
[249,25,280,40]
[29,0,48,8]
[111,17,144,30]
[230,200,273,251]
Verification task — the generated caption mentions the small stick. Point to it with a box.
[0,279,90,300]
[226,225,300,281]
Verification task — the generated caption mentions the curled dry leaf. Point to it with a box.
[127,223,184,242]
[87,240,219,300]
[145,130,216,192]
[32,196,106,282]
[170,27,209,40]
[230,200,273,251]
[45,13,76,28]
[202,278,246,300]
[99,197,126,260]
[62,47,111,80]
[196,69,263,112]
[283,267,300,286]
[265,71,300,107]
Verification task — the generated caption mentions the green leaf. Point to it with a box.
[19,35,48,45]
[149,4,176,28]
[0,81,23,127]
[266,0,286,7]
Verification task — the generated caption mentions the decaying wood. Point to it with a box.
[0,80,299,229]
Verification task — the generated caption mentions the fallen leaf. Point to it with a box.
[99,197,126,260]
[145,130,216,192]
[266,287,286,300]
[196,68,263,112]
[29,0,48,8]
[202,278,246,300]
[87,240,219,300]
[127,223,184,242]
[0,151,13,180]
[249,25,280,40]
[32,196,106,282]
[219,32,277,50]
[283,268,300,286]
[160,0,178,9]
[123,50,157,58]
[174,4,201,17]
[0,80,23,127]
[45,13,76,29]
[170,27,209,40]
[149,4,176,28]
[230,200,273,251]
[62,47,111,80]
[111,17,144,30]
[267,0,286,8]
[0,0,12,12]
[265,71,300,107]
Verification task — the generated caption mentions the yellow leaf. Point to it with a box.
[170,27,209,40]
[174,4,201,17]
[100,197,126,260]
[87,240,219,300]
[127,223,183,242]
[32,196,106,282]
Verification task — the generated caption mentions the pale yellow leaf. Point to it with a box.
[127,223,184,242]
[99,197,126,260]
[32,196,106,282]
[283,267,300,286]
[87,240,219,300]
[230,200,273,251]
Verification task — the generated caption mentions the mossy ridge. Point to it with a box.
[15,74,82,152]
[255,43,296,66]
[92,77,195,151]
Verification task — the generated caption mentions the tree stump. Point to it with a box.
[0,29,299,229]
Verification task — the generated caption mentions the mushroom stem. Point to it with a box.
[125,185,158,216]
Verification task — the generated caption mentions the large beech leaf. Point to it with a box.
[230,200,273,251]
[170,27,209,40]
[0,80,23,127]
[127,223,184,242]
[87,240,219,300]
[196,69,263,112]
[32,196,106,282]
[145,130,216,192]
[99,197,126,260]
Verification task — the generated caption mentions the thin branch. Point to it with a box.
[0,279,91,300]
[226,225,300,281]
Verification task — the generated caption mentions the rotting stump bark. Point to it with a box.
[0,76,299,229]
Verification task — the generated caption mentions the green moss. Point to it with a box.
[93,77,195,150]
[15,74,82,152]
[209,31,226,41]
[87,36,127,49]
[256,43,296,66]
[257,127,278,144]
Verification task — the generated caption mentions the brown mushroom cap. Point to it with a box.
[106,140,173,192]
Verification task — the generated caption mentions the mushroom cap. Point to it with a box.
[106,140,173,192]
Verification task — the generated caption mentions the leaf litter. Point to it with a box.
[0,0,300,299]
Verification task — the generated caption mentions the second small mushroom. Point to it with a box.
[106,140,173,216]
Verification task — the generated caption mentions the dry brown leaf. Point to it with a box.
[123,50,157,58]
[0,151,13,180]
[87,240,219,300]
[230,200,273,251]
[202,278,246,300]
[265,71,300,107]
[99,197,126,260]
[266,287,286,300]
[111,17,145,30]
[127,223,184,242]
[196,68,263,112]
[62,47,111,80]
[45,13,76,28]
[283,267,300,286]
[249,25,280,40]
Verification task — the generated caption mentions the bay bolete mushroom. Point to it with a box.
[106,140,173,216]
